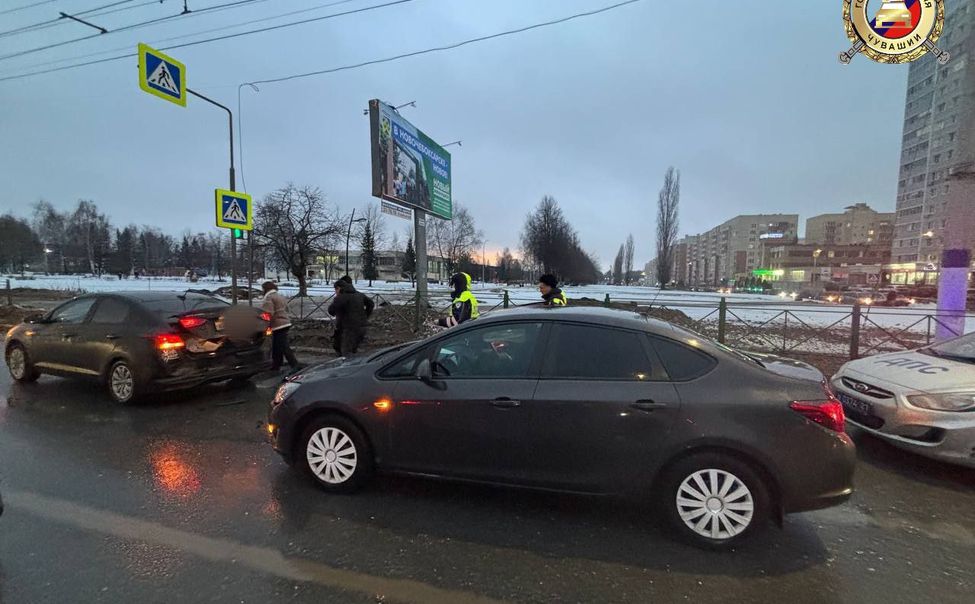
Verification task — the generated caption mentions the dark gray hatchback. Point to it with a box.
[267,307,855,548]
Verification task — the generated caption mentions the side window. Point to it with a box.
[649,336,717,381]
[431,322,543,378]
[544,324,651,380]
[90,298,131,325]
[49,298,97,324]
[380,350,422,379]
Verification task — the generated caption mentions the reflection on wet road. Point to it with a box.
[1,371,974,603]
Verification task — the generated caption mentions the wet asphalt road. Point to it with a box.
[0,369,973,604]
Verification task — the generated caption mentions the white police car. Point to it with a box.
[832,330,975,468]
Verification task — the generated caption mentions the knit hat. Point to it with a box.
[261,281,277,293]
[538,274,558,288]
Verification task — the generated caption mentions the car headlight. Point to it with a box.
[907,392,975,412]
[272,381,301,406]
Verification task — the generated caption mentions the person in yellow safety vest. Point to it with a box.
[538,274,568,307]
[438,272,479,327]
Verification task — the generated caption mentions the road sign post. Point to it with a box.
[137,43,241,302]
[215,189,252,304]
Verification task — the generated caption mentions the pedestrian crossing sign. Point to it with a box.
[215,189,252,231]
[138,43,186,107]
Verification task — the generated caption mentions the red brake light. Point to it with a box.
[790,400,845,433]
[260,312,272,322]
[179,316,207,329]
[154,333,185,351]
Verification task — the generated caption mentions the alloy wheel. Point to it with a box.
[8,347,26,380]
[676,468,755,540]
[306,427,358,484]
[110,364,135,402]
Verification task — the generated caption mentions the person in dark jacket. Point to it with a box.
[538,274,567,307]
[330,275,354,355]
[438,272,479,328]
[328,278,374,355]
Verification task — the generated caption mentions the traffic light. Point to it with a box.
[232,228,244,240]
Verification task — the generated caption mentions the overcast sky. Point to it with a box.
[0,0,909,268]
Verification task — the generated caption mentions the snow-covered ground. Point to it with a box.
[5,274,971,335]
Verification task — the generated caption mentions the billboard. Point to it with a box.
[369,99,452,220]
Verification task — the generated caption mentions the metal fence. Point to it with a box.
[283,286,973,361]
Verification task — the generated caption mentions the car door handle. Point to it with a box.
[61,334,76,341]
[491,398,521,409]
[105,334,120,340]
[631,400,668,412]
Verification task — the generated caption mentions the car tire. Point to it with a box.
[6,343,39,383]
[299,416,373,493]
[106,360,140,405]
[660,453,770,549]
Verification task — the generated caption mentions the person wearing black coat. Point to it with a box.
[328,279,374,356]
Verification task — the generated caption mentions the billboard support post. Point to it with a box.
[414,210,428,332]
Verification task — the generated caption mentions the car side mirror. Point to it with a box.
[415,358,433,383]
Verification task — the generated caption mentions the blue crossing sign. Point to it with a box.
[138,43,186,107]
[215,189,253,231]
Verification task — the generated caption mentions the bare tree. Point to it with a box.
[520,195,601,284]
[254,184,342,296]
[427,204,481,274]
[656,167,680,288]
[623,234,635,285]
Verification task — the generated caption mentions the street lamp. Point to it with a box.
[346,208,367,280]
[481,240,487,284]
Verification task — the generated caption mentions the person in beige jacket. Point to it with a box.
[262,281,300,371]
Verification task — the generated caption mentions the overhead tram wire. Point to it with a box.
[0,0,59,17]
[0,0,417,82]
[0,0,141,38]
[234,0,645,187]
[0,0,271,62]
[245,0,644,86]
[5,0,364,72]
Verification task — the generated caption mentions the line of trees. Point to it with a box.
[0,200,249,278]
[520,196,601,284]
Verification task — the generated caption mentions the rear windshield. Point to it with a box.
[142,296,229,318]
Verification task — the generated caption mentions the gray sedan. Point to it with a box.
[267,307,855,548]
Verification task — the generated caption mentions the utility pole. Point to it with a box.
[187,88,238,304]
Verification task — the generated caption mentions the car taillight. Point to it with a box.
[179,316,207,329]
[790,399,845,433]
[154,333,185,351]
[260,312,272,322]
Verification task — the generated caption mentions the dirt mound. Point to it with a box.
[290,303,443,353]
[0,305,40,333]
[568,297,694,326]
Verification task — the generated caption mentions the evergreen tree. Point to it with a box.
[402,236,417,286]
[361,222,378,286]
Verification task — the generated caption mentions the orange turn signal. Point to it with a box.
[373,399,392,411]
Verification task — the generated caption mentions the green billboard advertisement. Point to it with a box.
[369,99,452,220]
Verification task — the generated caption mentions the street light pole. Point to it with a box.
[345,209,367,280]
[187,87,238,304]
[481,240,487,283]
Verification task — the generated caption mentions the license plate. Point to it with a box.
[839,393,872,416]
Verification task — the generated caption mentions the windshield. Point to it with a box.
[924,331,975,361]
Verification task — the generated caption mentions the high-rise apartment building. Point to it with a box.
[892,0,974,279]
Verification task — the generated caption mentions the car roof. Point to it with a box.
[96,291,223,303]
[476,305,678,337]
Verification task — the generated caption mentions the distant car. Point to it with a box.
[4,292,272,404]
[267,307,855,548]
[833,331,975,468]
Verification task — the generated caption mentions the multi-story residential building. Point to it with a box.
[891,0,975,283]
[681,215,799,286]
[805,203,895,246]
